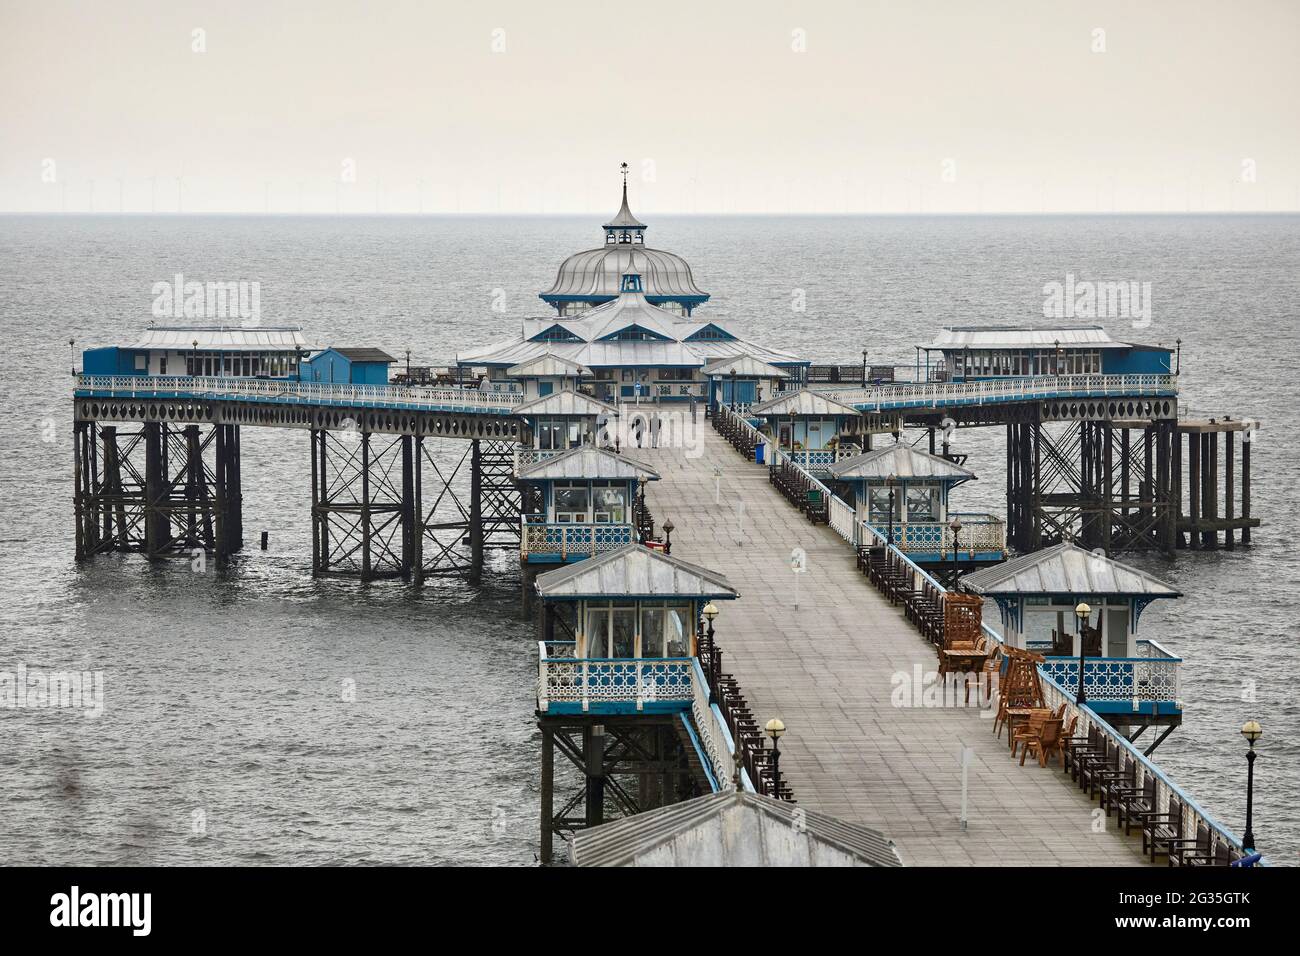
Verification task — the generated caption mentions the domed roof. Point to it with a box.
[542,245,708,300]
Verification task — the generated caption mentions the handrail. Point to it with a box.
[1036,665,1259,863]
[74,373,526,411]
[794,373,1178,411]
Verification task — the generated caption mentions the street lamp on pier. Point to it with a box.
[765,717,786,799]
[662,518,674,556]
[701,601,719,685]
[192,339,199,377]
[1175,338,1182,376]
[1241,720,1262,851]
[69,338,76,377]
[1074,601,1091,704]
[861,348,868,385]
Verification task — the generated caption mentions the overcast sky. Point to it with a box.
[2,0,1297,214]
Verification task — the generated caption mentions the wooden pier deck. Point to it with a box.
[636,423,1148,866]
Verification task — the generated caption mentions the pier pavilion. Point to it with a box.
[517,446,660,565]
[918,324,1174,383]
[82,324,312,379]
[459,267,806,404]
[827,442,1007,572]
[960,543,1183,743]
[539,165,710,318]
[534,543,790,861]
[749,388,894,476]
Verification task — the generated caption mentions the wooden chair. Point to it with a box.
[1142,798,1184,862]
[1167,822,1212,867]
[1019,717,1064,767]
[1010,708,1051,759]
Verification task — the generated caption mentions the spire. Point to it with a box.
[603,162,647,237]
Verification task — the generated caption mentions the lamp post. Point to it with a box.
[1054,339,1062,376]
[1175,338,1182,376]
[662,518,674,556]
[861,348,868,385]
[1074,601,1091,704]
[69,338,76,377]
[729,368,737,412]
[949,515,962,583]
[1241,720,1261,851]
[702,601,719,687]
[765,717,786,799]
[405,348,411,382]
[886,473,897,545]
[192,339,199,377]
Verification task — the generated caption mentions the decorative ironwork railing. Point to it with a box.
[536,642,694,711]
[794,373,1178,412]
[1040,641,1181,708]
[521,517,635,559]
[868,512,1007,556]
[513,448,564,473]
[74,374,526,412]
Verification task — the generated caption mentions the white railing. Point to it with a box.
[873,513,1007,556]
[829,495,857,544]
[521,518,636,559]
[1040,652,1181,709]
[690,660,736,791]
[536,641,694,712]
[1036,667,1255,863]
[715,402,768,448]
[514,448,564,474]
[797,373,1178,412]
[75,374,526,411]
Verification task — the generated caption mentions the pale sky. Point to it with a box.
[1,0,1297,214]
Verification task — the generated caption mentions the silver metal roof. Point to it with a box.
[130,326,310,350]
[925,324,1127,351]
[505,354,590,378]
[571,790,903,867]
[517,446,660,482]
[701,355,790,379]
[515,389,617,418]
[534,543,739,600]
[960,543,1182,598]
[602,180,648,230]
[828,443,977,482]
[752,389,861,418]
[541,245,707,299]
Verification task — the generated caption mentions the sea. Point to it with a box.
[0,212,1296,865]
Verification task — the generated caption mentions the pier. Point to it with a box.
[67,180,1267,868]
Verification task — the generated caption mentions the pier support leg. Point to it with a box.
[1224,430,1235,550]
[584,724,605,829]
[1188,434,1201,550]
[144,421,167,558]
[1241,436,1252,545]
[540,725,554,865]
[310,427,406,579]
[469,438,484,585]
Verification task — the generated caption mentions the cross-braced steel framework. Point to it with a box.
[537,716,708,864]
[1006,418,1177,555]
[74,419,243,561]
[310,430,522,583]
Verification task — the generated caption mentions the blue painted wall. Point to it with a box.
[83,346,146,375]
[1102,348,1173,375]
[301,348,392,385]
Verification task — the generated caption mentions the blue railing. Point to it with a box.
[521,518,636,561]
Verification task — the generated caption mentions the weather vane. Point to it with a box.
[620,161,628,184]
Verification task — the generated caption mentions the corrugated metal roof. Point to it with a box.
[571,790,903,867]
[515,390,617,418]
[701,355,790,379]
[752,389,861,418]
[829,443,977,482]
[130,326,310,350]
[517,446,660,482]
[535,544,739,600]
[925,325,1127,350]
[542,245,706,299]
[580,290,680,342]
[960,542,1181,598]
[505,354,590,378]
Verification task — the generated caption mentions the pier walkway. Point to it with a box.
[636,423,1147,865]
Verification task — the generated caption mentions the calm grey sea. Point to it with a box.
[1,213,1296,865]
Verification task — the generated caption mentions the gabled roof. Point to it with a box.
[571,790,902,868]
[828,443,976,482]
[506,354,590,378]
[701,355,790,379]
[327,347,397,363]
[535,544,739,600]
[960,542,1182,599]
[517,446,660,482]
[751,388,861,418]
[515,389,618,418]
